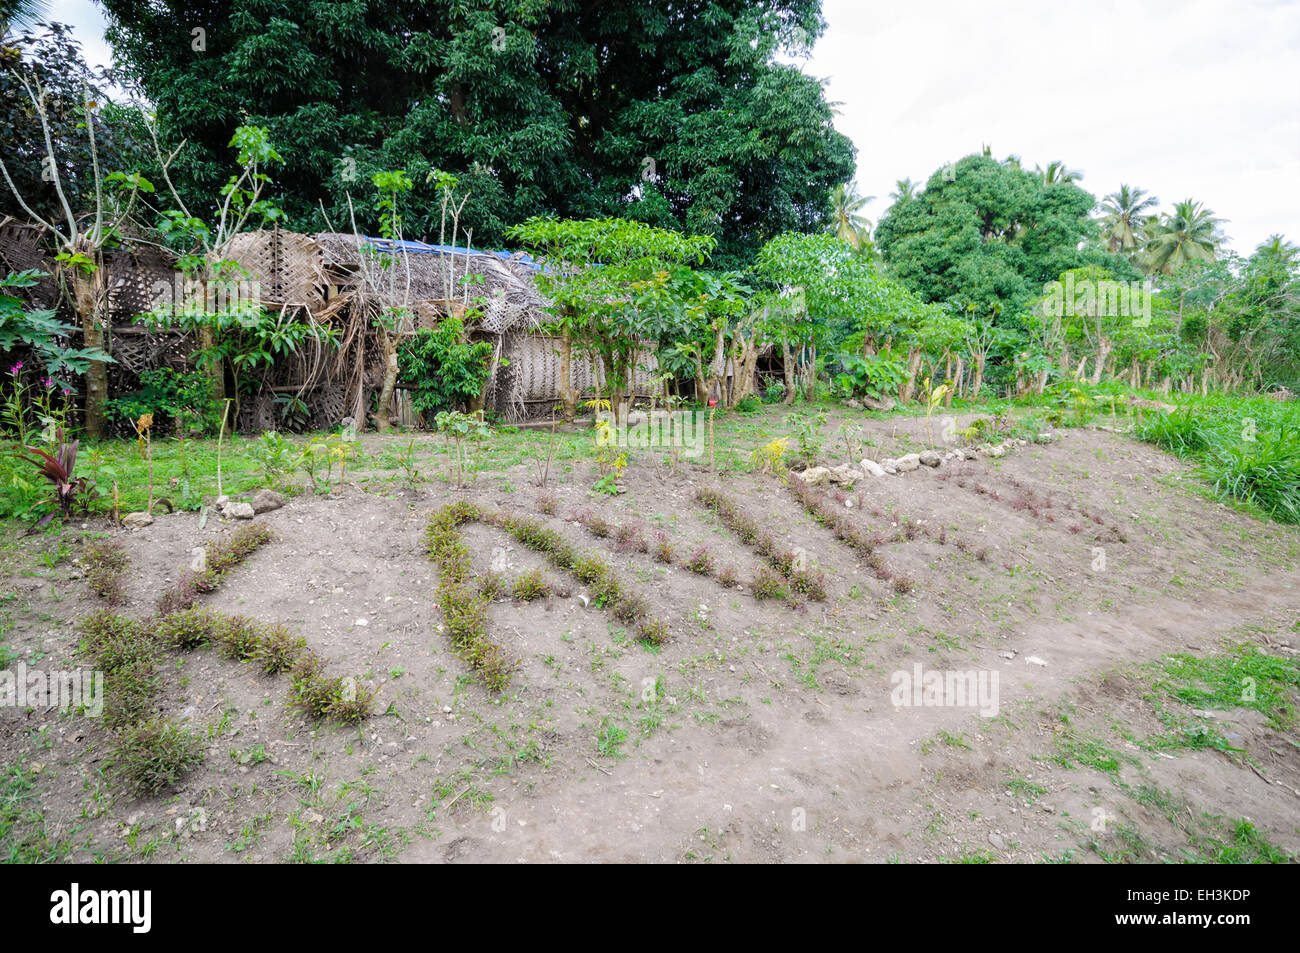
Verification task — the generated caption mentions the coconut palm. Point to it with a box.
[828,181,874,252]
[1255,234,1298,265]
[1143,199,1225,275]
[1099,184,1159,255]
[889,178,919,203]
[1,0,50,34]
[1035,160,1082,185]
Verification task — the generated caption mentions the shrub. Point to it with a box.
[478,572,508,600]
[718,565,738,588]
[110,717,205,796]
[254,624,308,675]
[636,618,669,645]
[84,539,128,604]
[652,533,675,564]
[684,546,715,576]
[206,524,275,574]
[154,606,223,649]
[751,568,786,601]
[215,615,262,662]
[78,612,157,673]
[537,492,558,515]
[511,568,550,602]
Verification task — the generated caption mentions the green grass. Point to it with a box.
[0,764,74,862]
[1133,394,1300,524]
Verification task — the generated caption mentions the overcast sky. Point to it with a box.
[53,0,1300,254]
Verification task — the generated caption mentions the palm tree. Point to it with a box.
[1255,234,1298,265]
[829,182,874,252]
[1099,184,1159,255]
[1143,199,1225,275]
[889,178,919,203]
[1035,160,1083,185]
[1,0,50,35]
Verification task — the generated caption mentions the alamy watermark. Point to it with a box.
[597,403,705,458]
[0,662,104,717]
[890,663,999,717]
[1041,273,1154,327]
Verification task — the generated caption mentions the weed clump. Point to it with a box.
[84,539,128,605]
[684,546,715,576]
[109,717,205,796]
[511,568,551,602]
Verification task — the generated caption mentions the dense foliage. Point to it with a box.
[99,0,854,269]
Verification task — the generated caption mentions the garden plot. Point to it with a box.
[1,412,1297,864]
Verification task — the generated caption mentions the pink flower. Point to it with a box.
[8,362,22,375]
[62,387,72,396]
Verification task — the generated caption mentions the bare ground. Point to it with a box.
[2,411,1298,863]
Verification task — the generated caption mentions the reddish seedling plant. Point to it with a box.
[15,428,94,529]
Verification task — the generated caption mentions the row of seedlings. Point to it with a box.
[425,502,518,691]
[486,509,670,645]
[694,487,828,604]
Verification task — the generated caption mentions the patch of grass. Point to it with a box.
[109,717,206,797]
[511,568,551,602]
[83,539,129,605]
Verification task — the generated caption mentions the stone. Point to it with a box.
[894,453,921,472]
[862,394,896,412]
[986,444,1006,458]
[859,459,888,478]
[189,547,207,572]
[845,398,862,410]
[121,511,153,529]
[918,450,942,467]
[828,464,862,484]
[225,502,256,520]
[962,448,978,460]
[251,488,285,514]
[794,467,831,486]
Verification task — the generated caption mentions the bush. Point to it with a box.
[84,539,128,605]
[511,568,550,601]
[397,317,494,419]
[109,717,205,796]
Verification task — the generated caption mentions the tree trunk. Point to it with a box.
[69,263,109,439]
[1090,339,1112,385]
[558,326,577,421]
[374,333,400,430]
[970,353,986,401]
[781,337,796,404]
[899,346,923,403]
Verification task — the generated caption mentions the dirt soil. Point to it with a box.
[3,410,1298,863]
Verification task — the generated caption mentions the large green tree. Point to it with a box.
[874,153,1133,317]
[100,0,855,269]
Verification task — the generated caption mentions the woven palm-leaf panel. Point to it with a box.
[237,390,278,434]
[0,219,56,306]
[305,382,351,430]
[225,229,325,309]
[106,247,178,322]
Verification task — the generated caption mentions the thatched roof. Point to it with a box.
[312,232,548,334]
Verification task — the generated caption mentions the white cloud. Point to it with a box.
[802,0,1300,254]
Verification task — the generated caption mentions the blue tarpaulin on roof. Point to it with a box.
[361,236,546,272]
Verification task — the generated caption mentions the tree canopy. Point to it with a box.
[874,154,1136,317]
[100,0,855,269]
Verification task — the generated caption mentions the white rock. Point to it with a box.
[121,511,153,529]
[225,502,256,519]
[918,450,942,468]
[860,459,888,478]
[189,547,207,572]
[794,466,831,486]
[894,453,921,472]
[1025,655,1047,666]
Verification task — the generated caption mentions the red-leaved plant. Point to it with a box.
[16,428,93,528]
